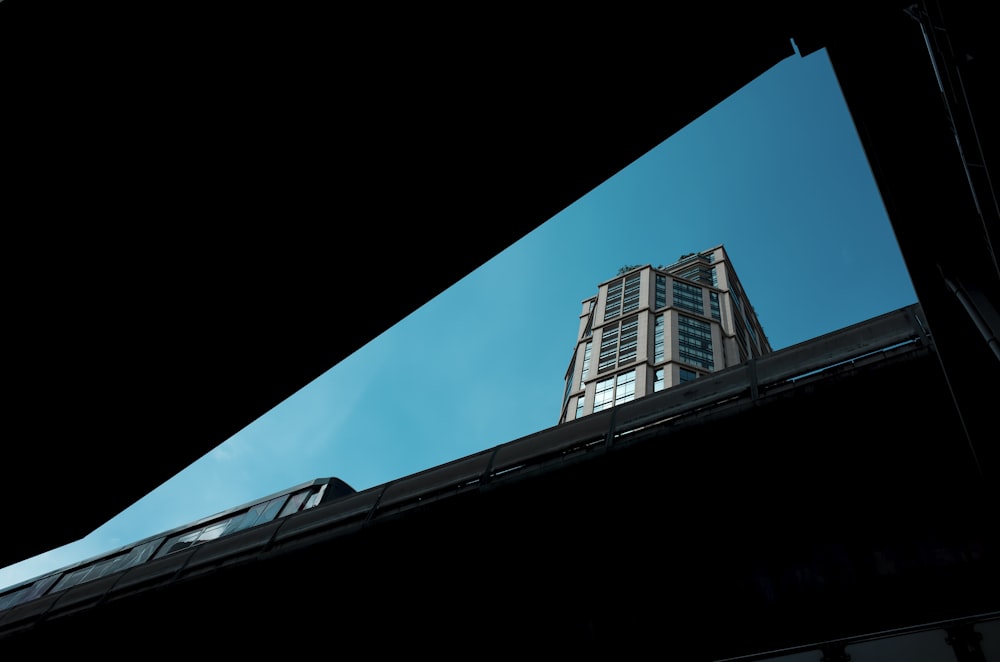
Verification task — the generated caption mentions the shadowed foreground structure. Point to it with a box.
[1,0,997,657]
[1,305,996,658]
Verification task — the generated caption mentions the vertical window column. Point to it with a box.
[653,314,665,362]
[604,278,623,321]
[622,273,640,315]
[617,316,638,366]
[678,314,715,370]
[598,325,619,372]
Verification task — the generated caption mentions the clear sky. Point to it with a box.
[0,45,918,590]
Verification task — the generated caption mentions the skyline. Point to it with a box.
[0,44,919,590]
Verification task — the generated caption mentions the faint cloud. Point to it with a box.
[210,436,251,462]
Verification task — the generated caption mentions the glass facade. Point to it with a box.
[673,280,704,315]
[678,314,714,370]
[593,375,616,412]
[614,370,636,405]
[593,368,636,412]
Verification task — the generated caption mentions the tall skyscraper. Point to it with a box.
[559,244,772,423]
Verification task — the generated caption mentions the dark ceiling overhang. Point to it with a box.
[2,0,996,575]
[2,304,996,654]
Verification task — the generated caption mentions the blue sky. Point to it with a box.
[0,45,918,590]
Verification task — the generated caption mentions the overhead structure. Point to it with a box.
[1,304,997,657]
[1,8,996,654]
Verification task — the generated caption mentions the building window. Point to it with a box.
[593,369,637,412]
[614,370,636,405]
[604,273,641,321]
[673,280,704,315]
[622,273,641,315]
[580,341,592,389]
[655,274,666,310]
[654,367,665,392]
[710,291,721,321]
[677,263,714,284]
[583,298,596,338]
[678,314,714,370]
[679,367,698,383]
[593,376,616,412]
[575,395,585,419]
[598,315,638,372]
[653,314,665,362]
[604,278,623,321]
[618,316,638,366]
[598,325,619,372]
